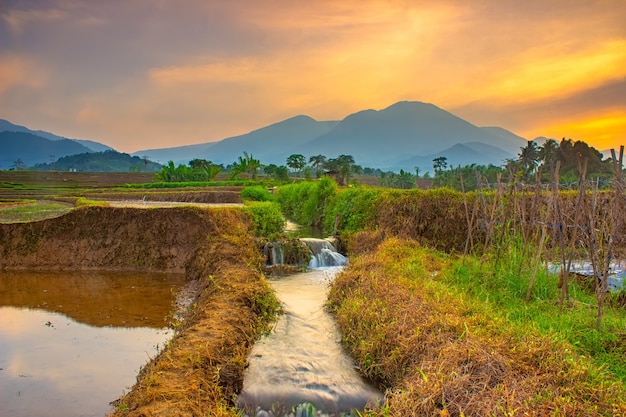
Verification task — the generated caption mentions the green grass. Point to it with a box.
[0,201,74,223]
[435,247,626,381]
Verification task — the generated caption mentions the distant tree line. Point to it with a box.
[30,150,162,172]
[432,138,621,190]
[158,153,364,186]
[154,137,622,191]
[20,136,616,191]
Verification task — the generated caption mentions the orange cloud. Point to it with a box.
[524,110,626,151]
[3,0,626,155]
[0,55,47,94]
[480,40,626,105]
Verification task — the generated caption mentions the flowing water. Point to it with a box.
[0,270,186,417]
[548,260,626,291]
[237,240,383,416]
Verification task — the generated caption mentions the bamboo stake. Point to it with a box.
[565,157,588,274]
[597,146,624,327]
[459,167,473,255]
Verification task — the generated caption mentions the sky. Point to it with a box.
[1,0,625,154]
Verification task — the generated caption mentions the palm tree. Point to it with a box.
[336,154,355,185]
[518,141,540,175]
[157,160,177,181]
[229,154,249,180]
[201,164,221,181]
[538,139,559,168]
[309,154,327,178]
[286,154,306,178]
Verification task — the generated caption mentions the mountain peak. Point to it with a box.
[383,100,439,111]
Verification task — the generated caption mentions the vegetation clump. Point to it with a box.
[240,185,275,202]
[243,201,285,240]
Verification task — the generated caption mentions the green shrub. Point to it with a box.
[324,186,381,234]
[275,181,317,224]
[243,201,285,239]
[240,185,275,202]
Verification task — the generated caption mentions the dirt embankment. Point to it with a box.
[0,206,279,416]
[84,188,243,204]
[0,206,232,271]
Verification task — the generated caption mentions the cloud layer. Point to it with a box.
[1,0,625,153]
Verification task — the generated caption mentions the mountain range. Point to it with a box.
[133,101,528,172]
[0,119,113,169]
[2,101,529,172]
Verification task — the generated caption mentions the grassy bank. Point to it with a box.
[328,235,626,416]
[112,210,281,416]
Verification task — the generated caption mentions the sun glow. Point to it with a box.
[528,111,626,151]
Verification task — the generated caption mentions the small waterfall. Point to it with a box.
[300,238,347,269]
[262,238,346,269]
[271,245,285,265]
[242,238,381,416]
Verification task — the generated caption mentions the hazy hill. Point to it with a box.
[479,126,528,155]
[32,150,162,172]
[132,142,217,165]
[200,115,339,165]
[0,131,94,169]
[397,142,515,174]
[3,101,530,172]
[132,115,338,166]
[0,119,113,152]
[292,101,527,170]
[132,102,526,170]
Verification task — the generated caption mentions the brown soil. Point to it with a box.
[0,206,279,416]
[86,189,243,204]
[0,206,238,271]
[0,171,156,188]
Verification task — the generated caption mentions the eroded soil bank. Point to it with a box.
[0,206,240,272]
[0,206,279,416]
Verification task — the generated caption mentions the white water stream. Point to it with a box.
[237,241,383,416]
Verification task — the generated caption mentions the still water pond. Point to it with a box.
[0,270,186,417]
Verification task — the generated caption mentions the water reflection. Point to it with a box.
[0,270,186,327]
[0,270,186,417]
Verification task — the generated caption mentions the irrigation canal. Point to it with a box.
[237,240,383,416]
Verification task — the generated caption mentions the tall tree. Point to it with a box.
[518,141,540,175]
[309,154,327,178]
[538,139,559,168]
[432,156,448,174]
[245,152,262,179]
[286,154,306,177]
[229,153,249,180]
[12,158,26,170]
[336,154,355,186]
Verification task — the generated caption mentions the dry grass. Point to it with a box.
[109,209,280,416]
[327,236,626,416]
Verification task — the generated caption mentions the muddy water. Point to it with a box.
[0,270,186,417]
[237,267,383,416]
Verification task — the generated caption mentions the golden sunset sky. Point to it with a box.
[1,0,625,153]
